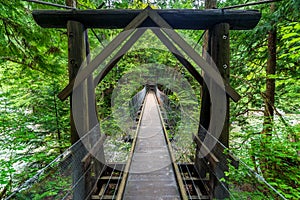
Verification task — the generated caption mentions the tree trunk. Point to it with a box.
[263,3,276,135]
[260,2,277,176]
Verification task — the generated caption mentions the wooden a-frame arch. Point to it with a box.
[64,8,237,199]
[57,6,240,102]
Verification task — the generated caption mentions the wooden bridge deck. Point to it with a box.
[123,92,181,199]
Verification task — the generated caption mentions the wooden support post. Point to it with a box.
[67,20,88,200]
[68,21,87,144]
[195,1,230,199]
[195,0,215,183]
[85,29,106,199]
[210,23,230,148]
[210,23,230,199]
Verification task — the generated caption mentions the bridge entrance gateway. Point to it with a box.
[31,6,261,200]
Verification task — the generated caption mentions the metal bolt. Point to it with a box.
[222,35,227,40]
[223,64,228,69]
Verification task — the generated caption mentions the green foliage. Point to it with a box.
[0,0,70,198]
[227,0,300,198]
[0,0,299,199]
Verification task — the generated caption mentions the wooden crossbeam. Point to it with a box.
[33,9,261,30]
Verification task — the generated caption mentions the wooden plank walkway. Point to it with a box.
[123,92,180,200]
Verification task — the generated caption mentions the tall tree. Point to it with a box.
[263,2,276,135]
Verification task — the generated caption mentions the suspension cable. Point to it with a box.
[177,164,192,199]
[197,125,288,200]
[184,164,203,199]
[61,163,93,200]
[112,163,125,199]
[222,0,282,10]
[198,157,237,200]
[84,165,107,200]
[193,30,206,49]
[22,0,75,9]
[5,124,99,200]
[100,163,117,199]
[161,91,287,199]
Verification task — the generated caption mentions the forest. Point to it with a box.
[0,0,299,199]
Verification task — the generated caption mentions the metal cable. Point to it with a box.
[184,164,203,199]
[91,29,105,47]
[178,164,192,199]
[112,163,126,199]
[238,159,287,200]
[24,0,106,49]
[8,87,288,199]
[197,124,287,199]
[193,30,206,49]
[222,0,282,10]
[84,164,108,200]
[195,153,236,200]
[100,163,116,199]
[5,124,97,199]
[23,0,75,9]
[159,90,287,199]
[61,162,93,200]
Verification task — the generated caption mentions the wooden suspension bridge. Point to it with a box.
[6,6,271,200]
